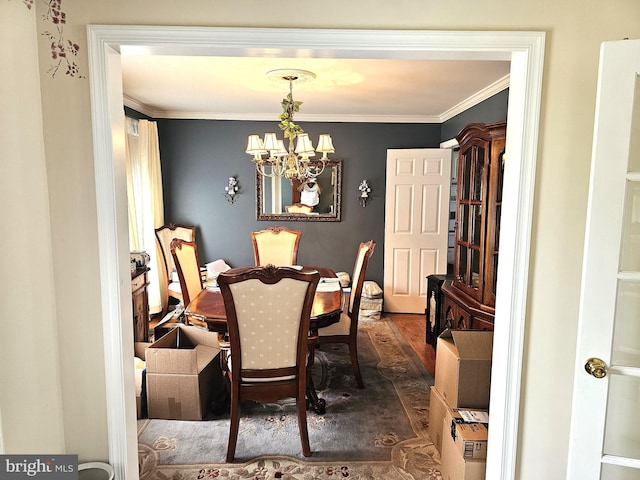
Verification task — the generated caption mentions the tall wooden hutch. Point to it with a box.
[441,121,506,331]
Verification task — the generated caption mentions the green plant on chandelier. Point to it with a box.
[278,92,304,142]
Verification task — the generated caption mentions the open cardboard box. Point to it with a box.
[134,342,151,418]
[434,329,493,409]
[145,324,222,420]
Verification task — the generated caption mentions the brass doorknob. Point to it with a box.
[585,357,607,379]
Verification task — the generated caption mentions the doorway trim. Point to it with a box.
[87,26,544,480]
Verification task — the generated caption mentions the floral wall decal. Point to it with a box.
[13,0,84,78]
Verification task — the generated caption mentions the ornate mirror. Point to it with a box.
[256,159,342,222]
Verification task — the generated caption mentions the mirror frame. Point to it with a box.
[256,159,342,222]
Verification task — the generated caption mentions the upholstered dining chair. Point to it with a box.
[317,240,376,388]
[155,223,196,315]
[285,203,313,213]
[217,265,320,462]
[251,225,302,266]
[169,238,203,307]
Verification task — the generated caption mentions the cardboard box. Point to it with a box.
[440,420,486,480]
[134,342,151,418]
[146,324,222,420]
[434,329,493,409]
[444,407,489,460]
[429,386,488,455]
[440,405,488,480]
[134,356,146,418]
[429,386,450,453]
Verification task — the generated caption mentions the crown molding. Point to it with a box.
[439,74,510,122]
[122,95,155,118]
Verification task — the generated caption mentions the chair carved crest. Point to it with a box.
[285,203,313,213]
[251,226,301,266]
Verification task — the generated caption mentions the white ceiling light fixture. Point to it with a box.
[246,69,336,182]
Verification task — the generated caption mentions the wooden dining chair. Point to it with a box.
[251,225,302,266]
[169,238,203,307]
[155,223,196,315]
[285,203,313,213]
[217,265,320,462]
[317,240,376,388]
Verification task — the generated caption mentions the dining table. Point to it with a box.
[183,265,343,414]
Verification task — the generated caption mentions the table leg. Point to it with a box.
[306,338,326,414]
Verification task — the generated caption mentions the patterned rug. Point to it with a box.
[137,318,442,479]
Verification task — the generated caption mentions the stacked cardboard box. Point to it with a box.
[431,329,493,480]
[145,324,223,421]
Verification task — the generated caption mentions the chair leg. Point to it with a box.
[296,395,311,457]
[226,387,240,463]
[349,341,364,389]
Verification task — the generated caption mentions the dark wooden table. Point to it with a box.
[184,266,342,413]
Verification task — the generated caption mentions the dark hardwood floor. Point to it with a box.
[389,313,436,377]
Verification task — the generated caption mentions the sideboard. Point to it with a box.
[132,266,150,342]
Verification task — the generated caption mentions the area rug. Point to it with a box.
[137,318,442,479]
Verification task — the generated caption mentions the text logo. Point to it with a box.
[0,455,77,480]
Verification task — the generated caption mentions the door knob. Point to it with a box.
[585,357,607,379]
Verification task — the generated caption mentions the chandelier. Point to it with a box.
[245,69,336,182]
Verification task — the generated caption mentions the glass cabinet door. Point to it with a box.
[454,143,487,301]
[484,147,505,306]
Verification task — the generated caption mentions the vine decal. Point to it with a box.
[13,0,84,78]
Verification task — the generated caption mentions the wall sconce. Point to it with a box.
[358,179,371,207]
[224,176,239,203]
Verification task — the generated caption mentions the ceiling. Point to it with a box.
[121,55,511,124]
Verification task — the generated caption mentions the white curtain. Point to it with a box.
[126,118,164,314]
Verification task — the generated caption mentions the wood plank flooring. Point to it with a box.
[389,313,436,377]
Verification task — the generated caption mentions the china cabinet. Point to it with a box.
[441,121,506,330]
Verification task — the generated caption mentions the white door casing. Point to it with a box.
[87,26,544,480]
[384,148,452,313]
[567,39,640,479]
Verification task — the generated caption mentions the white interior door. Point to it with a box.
[384,148,451,313]
[567,40,640,480]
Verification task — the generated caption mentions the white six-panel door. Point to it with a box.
[567,40,640,480]
[384,148,451,313]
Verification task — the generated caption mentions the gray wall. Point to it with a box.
[441,89,509,142]
[156,120,441,286]
[134,89,507,290]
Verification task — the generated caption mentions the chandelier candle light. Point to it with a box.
[246,69,336,183]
